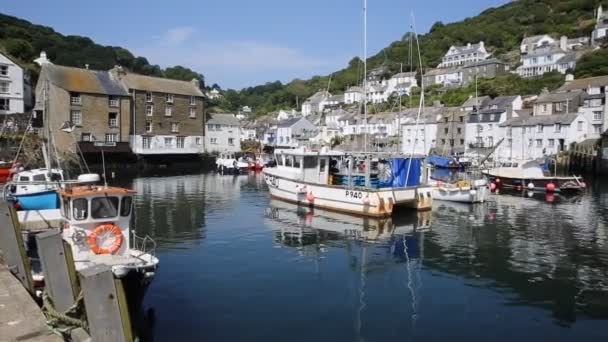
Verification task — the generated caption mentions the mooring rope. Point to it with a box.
[42,289,89,333]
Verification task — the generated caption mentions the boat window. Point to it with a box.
[91,197,119,219]
[277,156,284,166]
[319,158,327,173]
[294,156,302,168]
[19,176,30,182]
[62,198,71,220]
[512,163,518,167]
[33,174,46,181]
[120,196,132,217]
[503,162,512,167]
[303,156,317,169]
[50,173,62,181]
[285,156,293,167]
[73,198,88,221]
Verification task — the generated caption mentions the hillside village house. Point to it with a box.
[434,108,467,155]
[438,42,490,68]
[401,108,441,155]
[558,75,608,137]
[532,89,583,116]
[344,86,364,104]
[464,96,521,150]
[110,66,205,156]
[423,67,462,87]
[276,117,317,148]
[497,113,589,160]
[240,121,257,142]
[592,5,608,46]
[461,96,491,112]
[0,52,32,114]
[461,59,509,85]
[516,35,581,78]
[35,63,132,155]
[324,95,345,110]
[302,90,330,116]
[205,113,241,152]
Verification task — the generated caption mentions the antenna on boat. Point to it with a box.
[101,148,108,188]
[363,0,368,154]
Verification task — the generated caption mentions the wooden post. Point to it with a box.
[36,229,77,312]
[0,204,34,293]
[79,265,133,342]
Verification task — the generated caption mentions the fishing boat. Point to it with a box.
[483,159,586,194]
[263,149,433,217]
[7,168,64,210]
[216,152,248,174]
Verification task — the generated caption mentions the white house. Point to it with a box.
[302,90,330,116]
[277,109,299,121]
[344,86,364,104]
[240,121,257,142]
[206,88,223,100]
[276,117,317,148]
[558,75,608,137]
[205,113,241,152]
[592,5,608,46]
[465,95,522,150]
[367,84,388,103]
[387,72,418,96]
[423,67,462,87]
[400,108,441,155]
[497,113,589,160]
[0,52,28,114]
[516,36,578,78]
[438,42,490,68]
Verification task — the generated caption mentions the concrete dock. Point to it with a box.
[0,259,62,342]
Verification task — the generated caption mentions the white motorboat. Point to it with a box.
[431,178,489,203]
[263,148,433,217]
[216,152,248,174]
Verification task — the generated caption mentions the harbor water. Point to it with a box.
[122,171,608,341]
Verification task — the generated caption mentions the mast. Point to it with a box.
[363,0,368,153]
[43,80,52,173]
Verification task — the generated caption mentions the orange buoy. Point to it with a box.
[306,192,315,202]
[87,223,124,255]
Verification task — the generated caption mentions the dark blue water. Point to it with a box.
[124,172,608,341]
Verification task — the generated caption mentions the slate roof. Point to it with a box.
[207,113,240,126]
[462,58,505,68]
[306,90,331,104]
[535,90,584,103]
[448,42,484,55]
[345,86,364,93]
[500,113,581,127]
[119,72,204,96]
[277,117,303,128]
[327,95,344,103]
[486,96,518,110]
[559,75,608,91]
[467,111,503,123]
[391,72,416,78]
[424,67,460,77]
[462,96,491,108]
[521,35,551,46]
[556,52,577,64]
[42,64,129,96]
[524,46,565,58]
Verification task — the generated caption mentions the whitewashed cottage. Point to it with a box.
[205,113,241,152]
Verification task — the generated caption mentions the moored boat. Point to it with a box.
[483,159,586,194]
[263,149,433,217]
[427,154,463,169]
[0,161,14,183]
[432,179,489,203]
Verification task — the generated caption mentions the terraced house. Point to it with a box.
[111,66,205,157]
[35,63,132,155]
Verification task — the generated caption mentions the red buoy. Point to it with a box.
[546,183,556,192]
[545,193,555,203]
[490,183,497,191]
[580,181,587,188]
[516,185,522,191]
[495,178,501,184]
[306,192,315,202]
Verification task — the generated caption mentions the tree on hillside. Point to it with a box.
[574,48,608,78]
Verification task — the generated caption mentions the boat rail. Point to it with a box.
[2,179,100,202]
[131,231,157,267]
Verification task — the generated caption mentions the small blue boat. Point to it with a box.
[427,155,463,169]
[15,190,60,210]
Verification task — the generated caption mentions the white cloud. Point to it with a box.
[161,27,195,45]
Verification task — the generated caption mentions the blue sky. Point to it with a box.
[4,0,509,89]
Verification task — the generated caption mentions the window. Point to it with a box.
[548,139,555,147]
[91,197,119,219]
[164,137,174,146]
[171,122,179,133]
[594,124,602,134]
[536,139,542,147]
[536,125,543,133]
[108,96,119,107]
[190,96,196,105]
[210,137,218,144]
[108,112,118,127]
[228,138,235,146]
[189,107,196,118]
[449,139,454,146]
[542,104,547,112]
[460,139,464,145]
[33,174,46,181]
[166,94,174,103]
[165,105,173,116]
[73,198,88,221]
[556,102,563,111]
[507,127,512,136]
[70,93,81,105]
[143,121,152,133]
[105,133,118,143]
[0,98,9,111]
[578,121,583,131]
[594,111,602,121]
[490,114,495,121]
[554,123,561,133]
[528,139,532,146]
[441,139,446,145]
[71,110,82,126]
[459,116,464,123]
[0,64,7,76]
[444,117,448,123]
[120,196,132,217]
[320,158,327,172]
[146,92,153,102]
[0,81,9,93]
[457,128,462,134]
[476,137,483,145]
[507,138,512,147]
[81,133,91,142]
[444,128,449,134]
[195,137,201,145]
[177,136,185,148]
[294,157,302,168]
[62,198,71,220]
[488,137,494,146]
[142,136,150,149]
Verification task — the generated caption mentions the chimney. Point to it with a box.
[191,78,200,89]
[85,64,89,70]
[560,36,568,51]
[541,87,550,96]
[467,42,472,48]
[565,74,574,82]
[110,65,126,78]
[34,51,52,66]
[479,41,484,48]
[598,5,604,21]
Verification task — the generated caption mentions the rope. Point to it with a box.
[42,290,89,333]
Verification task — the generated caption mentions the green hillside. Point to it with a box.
[0,13,204,85]
[217,0,608,115]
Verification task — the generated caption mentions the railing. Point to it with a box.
[131,231,157,267]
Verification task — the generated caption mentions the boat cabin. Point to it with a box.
[274,149,344,185]
[59,186,136,259]
[10,168,65,196]
[490,159,549,179]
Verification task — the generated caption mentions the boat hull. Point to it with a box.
[0,164,12,183]
[15,190,60,210]
[484,173,584,194]
[433,185,489,203]
[263,170,433,217]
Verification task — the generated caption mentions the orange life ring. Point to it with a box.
[87,223,124,255]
